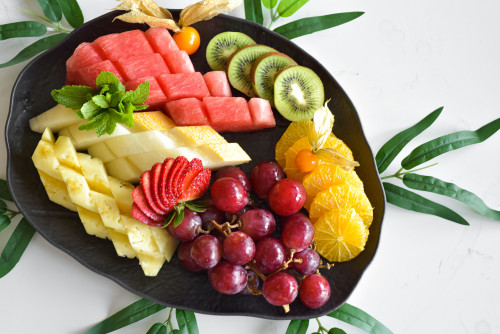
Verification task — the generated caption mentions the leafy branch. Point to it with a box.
[244,0,364,40]
[377,107,500,225]
[0,0,83,68]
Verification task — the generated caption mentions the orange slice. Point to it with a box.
[275,120,314,168]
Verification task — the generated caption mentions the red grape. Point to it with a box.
[223,231,256,265]
[239,208,276,241]
[210,177,248,213]
[240,270,260,295]
[279,212,308,230]
[253,237,285,274]
[190,235,222,269]
[208,260,248,295]
[200,204,225,227]
[167,209,201,242]
[268,179,306,216]
[177,241,202,272]
[262,272,298,306]
[250,161,284,198]
[293,248,320,275]
[281,214,314,252]
[214,166,251,192]
[299,274,331,309]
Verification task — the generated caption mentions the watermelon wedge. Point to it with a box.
[94,30,154,60]
[248,98,276,130]
[125,76,167,110]
[165,98,209,126]
[157,72,210,101]
[117,53,169,82]
[203,71,232,97]
[203,97,253,132]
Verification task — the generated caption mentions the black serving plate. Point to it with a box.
[5,10,385,319]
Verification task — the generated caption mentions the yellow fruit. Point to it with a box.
[309,183,373,229]
[302,165,364,210]
[275,120,314,168]
[314,208,368,262]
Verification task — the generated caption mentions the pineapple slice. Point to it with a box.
[37,170,77,211]
[91,192,126,234]
[54,136,81,171]
[108,229,137,258]
[32,139,62,180]
[77,206,109,239]
[77,153,112,196]
[108,176,135,215]
[58,165,95,212]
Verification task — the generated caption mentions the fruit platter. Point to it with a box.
[5,9,385,319]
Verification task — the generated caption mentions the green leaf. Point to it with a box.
[163,210,176,228]
[328,303,393,334]
[81,100,102,119]
[244,0,264,25]
[273,12,364,40]
[51,85,95,109]
[85,299,166,334]
[286,319,309,334]
[403,173,500,221]
[169,330,183,334]
[173,209,185,227]
[147,323,167,334]
[401,117,500,170]
[124,81,150,105]
[37,0,63,22]
[0,179,13,202]
[96,71,121,88]
[0,33,68,68]
[92,95,109,108]
[277,0,310,17]
[376,107,443,173]
[262,0,279,9]
[383,182,469,225]
[57,0,84,28]
[0,200,6,214]
[0,21,47,40]
[175,309,199,334]
[328,329,347,334]
[0,215,10,233]
[0,218,36,279]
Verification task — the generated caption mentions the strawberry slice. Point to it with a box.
[131,203,164,227]
[160,158,176,208]
[166,156,188,200]
[179,168,211,201]
[151,162,171,212]
[140,170,169,215]
[176,158,203,199]
[132,185,164,221]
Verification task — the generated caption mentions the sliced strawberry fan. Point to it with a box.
[131,156,211,227]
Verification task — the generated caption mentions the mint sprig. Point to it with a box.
[51,71,149,137]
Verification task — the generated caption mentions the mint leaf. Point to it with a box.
[92,95,109,108]
[80,100,101,119]
[96,71,121,88]
[51,85,95,109]
[124,80,150,105]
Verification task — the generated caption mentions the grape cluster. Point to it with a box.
[169,162,332,311]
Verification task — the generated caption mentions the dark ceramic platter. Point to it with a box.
[6,10,385,319]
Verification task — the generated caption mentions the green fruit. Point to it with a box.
[206,32,256,71]
[274,65,325,121]
[227,44,276,97]
[250,52,297,107]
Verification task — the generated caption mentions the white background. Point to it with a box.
[1,0,500,333]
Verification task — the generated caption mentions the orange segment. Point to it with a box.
[275,120,314,168]
[302,165,364,210]
[309,183,373,229]
[314,208,368,262]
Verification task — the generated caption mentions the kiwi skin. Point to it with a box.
[250,52,297,107]
[206,32,256,71]
[226,44,276,97]
[273,65,325,122]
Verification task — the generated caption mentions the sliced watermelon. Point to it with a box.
[203,97,253,132]
[94,30,154,61]
[125,76,167,110]
[165,98,209,126]
[145,27,179,55]
[248,98,276,130]
[76,60,125,88]
[162,50,195,74]
[66,43,103,84]
[203,71,232,97]
[116,53,169,82]
[157,72,210,101]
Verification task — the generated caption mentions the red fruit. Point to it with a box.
[177,241,203,272]
[250,161,284,198]
[214,166,251,192]
[160,158,176,208]
[299,274,331,309]
[211,177,248,213]
[131,203,164,227]
[268,179,306,216]
[281,214,314,252]
[262,272,298,306]
[166,156,188,200]
[140,170,168,215]
[168,209,202,242]
[152,162,172,212]
[132,185,164,221]
[208,260,248,295]
[179,168,211,201]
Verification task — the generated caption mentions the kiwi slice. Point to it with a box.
[250,52,297,106]
[206,32,256,71]
[274,65,325,121]
[227,44,276,97]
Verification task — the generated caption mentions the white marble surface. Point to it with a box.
[1,0,500,333]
